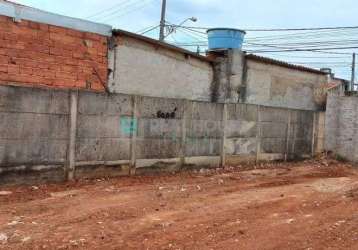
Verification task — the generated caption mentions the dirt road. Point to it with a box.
[0,159,357,250]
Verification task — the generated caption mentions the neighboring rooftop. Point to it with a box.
[113,29,215,63]
[246,54,327,75]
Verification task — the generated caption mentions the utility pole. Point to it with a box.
[159,0,167,42]
[351,53,356,91]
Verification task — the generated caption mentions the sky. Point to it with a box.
[11,0,358,80]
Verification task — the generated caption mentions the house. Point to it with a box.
[0,0,344,184]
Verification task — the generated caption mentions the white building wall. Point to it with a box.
[108,36,214,102]
[244,60,327,111]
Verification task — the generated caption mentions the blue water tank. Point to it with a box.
[207,28,246,51]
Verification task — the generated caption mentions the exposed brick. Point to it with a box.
[50,32,76,44]
[25,43,50,53]
[0,15,108,91]
[84,32,103,41]
[17,20,30,28]
[0,64,7,73]
[7,74,36,83]
[37,30,50,40]
[66,29,85,38]
[3,48,19,57]
[29,22,41,30]
[64,57,79,66]
[61,65,78,73]
[2,32,17,41]
[37,23,48,31]
[20,66,33,75]
[1,39,26,50]
[11,58,37,68]
[17,26,38,39]
[50,47,72,57]
[49,26,68,34]
[7,65,19,74]
[52,78,84,88]
[33,69,56,78]
[55,71,76,80]
[73,52,85,60]
[91,81,105,91]
[0,22,13,32]
[0,73,9,80]
[0,55,9,64]
[0,16,10,23]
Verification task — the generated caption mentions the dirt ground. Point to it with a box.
[0,158,357,250]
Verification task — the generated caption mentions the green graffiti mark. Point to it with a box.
[120,116,137,135]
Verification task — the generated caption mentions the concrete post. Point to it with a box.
[285,111,292,161]
[256,105,261,163]
[220,103,228,166]
[291,118,297,158]
[180,100,189,167]
[311,112,317,157]
[130,95,138,175]
[67,90,78,181]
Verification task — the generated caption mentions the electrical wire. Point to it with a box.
[135,25,160,35]
[85,0,129,19]
[137,22,356,79]
[140,25,160,35]
[166,24,358,32]
[247,46,358,53]
[96,0,156,23]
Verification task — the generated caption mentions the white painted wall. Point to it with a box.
[108,37,327,110]
[245,60,327,111]
[109,36,214,102]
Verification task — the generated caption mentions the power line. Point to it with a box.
[247,46,358,53]
[245,26,358,32]
[244,42,358,52]
[85,0,130,19]
[246,39,358,47]
[246,30,358,43]
[179,27,208,38]
[247,30,358,40]
[99,0,157,23]
[166,24,358,32]
[136,24,160,34]
[261,53,349,59]
[140,25,160,35]
[153,22,357,80]
[97,0,145,22]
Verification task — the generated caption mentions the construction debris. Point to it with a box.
[0,233,8,244]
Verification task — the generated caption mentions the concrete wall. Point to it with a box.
[0,84,316,185]
[244,59,327,111]
[0,85,70,184]
[210,50,245,103]
[108,35,214,102]
[314,112,325,154]
[325,95,358,161]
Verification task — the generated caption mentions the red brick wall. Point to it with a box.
[0,15,108,91]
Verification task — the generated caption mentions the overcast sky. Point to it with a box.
[13,0,358,79]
